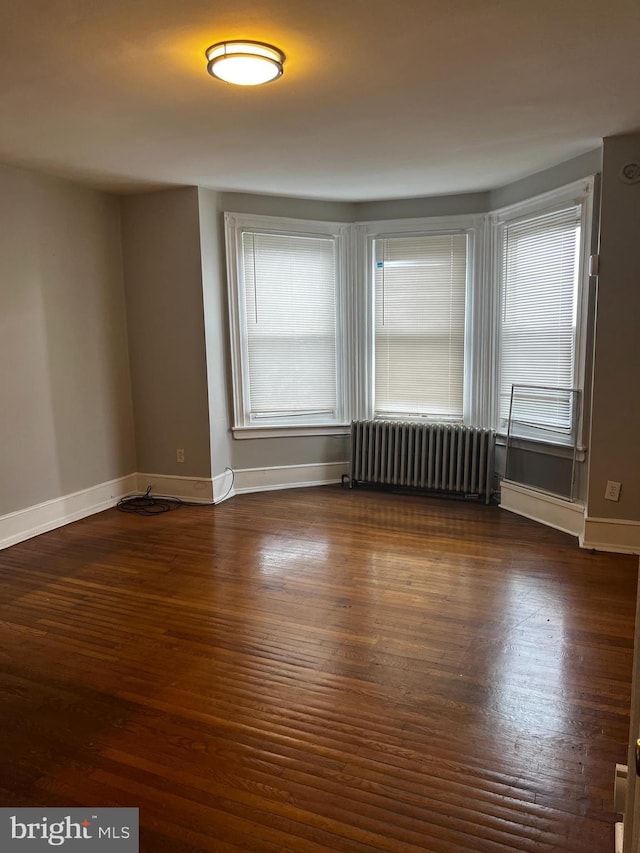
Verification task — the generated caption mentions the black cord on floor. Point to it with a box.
[117,485,182,515]
[117,467,235,516]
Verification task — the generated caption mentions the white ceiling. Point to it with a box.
[1,0,639,200]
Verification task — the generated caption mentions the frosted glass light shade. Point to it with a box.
[206,41,285,86]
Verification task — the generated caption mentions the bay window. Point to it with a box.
[224,180,593,440]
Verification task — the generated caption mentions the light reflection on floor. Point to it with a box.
[257,536,330,575]
[491,571,567,736]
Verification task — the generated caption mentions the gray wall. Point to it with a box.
[489,149,602,209]
[232,434,350,471]
[587,134,640,521]
[120,188,212,478]
[355,191,489,221]
[220,192,356,223]
[0,148,610,520]
[0,163,136,515]
[120,187,354,479]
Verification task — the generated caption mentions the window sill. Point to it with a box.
[496,432,587,462]
[232,424,351,440]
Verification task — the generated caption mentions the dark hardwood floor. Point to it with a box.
[0,486,637,852]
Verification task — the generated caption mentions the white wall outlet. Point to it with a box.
[605,480,622,501]
[176,448,185,463]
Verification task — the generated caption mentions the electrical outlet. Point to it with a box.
[605,480,621,502]
[176,448,185,463]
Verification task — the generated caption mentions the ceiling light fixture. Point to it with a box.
[205,41,285,86]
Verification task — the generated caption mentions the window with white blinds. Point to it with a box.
[498,205,582,432]
[238,229,341,426]
[373,233,467,420]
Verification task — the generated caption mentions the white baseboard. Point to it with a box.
[499,481,585,538]
[500,482,640,554]
[581,516,640,555]
[0,474,137,551]
[212,469,235,504]
[6,468,637,558]
[0,464,349,551]
[615,822,624,853]
[139,463,349,499]
[233,461,349,495]
[138,470,236,505]
[137,473,214,503]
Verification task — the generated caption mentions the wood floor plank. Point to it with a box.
[0,486,636,851]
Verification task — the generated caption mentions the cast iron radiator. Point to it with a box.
[348,420,495,504]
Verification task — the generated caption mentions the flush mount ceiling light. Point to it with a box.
[205,41,285,86]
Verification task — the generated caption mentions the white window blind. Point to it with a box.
[241,231,339,423]
[373,233,467,420]
[498,205,581,432]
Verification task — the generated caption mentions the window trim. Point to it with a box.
[224,212,352,437]
[355,215,487,425]
[490,177,594,447]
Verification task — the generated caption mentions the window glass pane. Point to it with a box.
[241,232,338,421]
[374,233,467,419]
[499,207,581,431]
